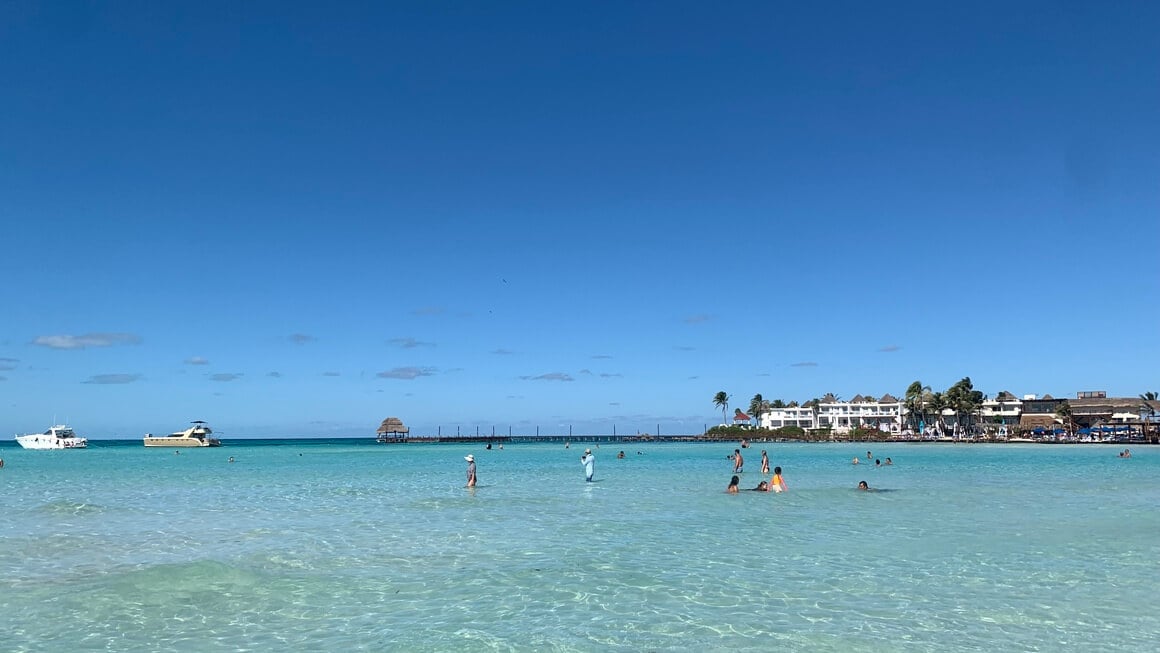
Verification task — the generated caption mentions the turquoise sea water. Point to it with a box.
[2,440,1157,652]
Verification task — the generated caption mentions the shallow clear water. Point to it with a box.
[2,440,1157,652]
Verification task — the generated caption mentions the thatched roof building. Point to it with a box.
[377,417,410,435]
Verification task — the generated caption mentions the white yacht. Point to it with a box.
[15,425,88,450]
[143,421,221,447]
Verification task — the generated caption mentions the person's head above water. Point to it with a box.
[858,481,869,490]
[773,466,782,475]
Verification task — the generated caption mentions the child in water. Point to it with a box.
[767,466,787,492]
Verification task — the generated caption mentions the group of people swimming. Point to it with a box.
[728,448,894,493]
[851,451,892,467]
[727,449,787,493]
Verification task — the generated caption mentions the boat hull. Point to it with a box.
[15,435,88,450]
[143,437,220,447]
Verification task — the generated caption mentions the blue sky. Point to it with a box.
[2,1,1157,438]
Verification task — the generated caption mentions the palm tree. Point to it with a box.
[904,380,930,433]
[946,377,984,437]
[1140,392,1157,437]
[713,391,730,426]
[1055,402,1074,437]
[749,394,768,429]
[927,392,947,435]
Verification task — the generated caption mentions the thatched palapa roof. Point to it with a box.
[377,417,410,435]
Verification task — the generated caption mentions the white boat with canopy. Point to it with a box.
[16,425,88,450]
[143,421,221,447]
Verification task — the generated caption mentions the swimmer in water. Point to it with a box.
[852,457,860,465]
[748,480,769,491]
[732,449,744,474]
[760,450,770,475]
[858,480,870,491]
[727,475,740,494]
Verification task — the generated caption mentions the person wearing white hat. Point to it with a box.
[464,454,477,488]
[580,448,595,482]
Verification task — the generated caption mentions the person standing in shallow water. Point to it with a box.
[581,449,595,482]
[760,450,770,475]
[464,454,477,488]
[767,466,787,493]
[732,449,744,473]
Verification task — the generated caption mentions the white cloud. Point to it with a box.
[377,367,437,380]
[683,314,711,324]
[82,373,142,384]
[520,372,574,382]
[210,373,244,382]
[289,333,315,345]
[389,337,435,349]
[185,356,210,365]
[33,333,142,350]
[0,357,18,371]
[790,362,818,367]
[267,371,283,378]
[878,345,902,352]
[491,348,516,355]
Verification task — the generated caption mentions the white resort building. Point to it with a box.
[760,405,816,430]
[978,391,1022,433]
[815,394,906,434]
[759,394,906,433]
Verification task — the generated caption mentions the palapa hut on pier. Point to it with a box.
[376,417,410,443]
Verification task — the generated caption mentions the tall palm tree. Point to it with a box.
[749,394,767,428]
[1055,402,1074,437]
[904,380,930,433]
[1140,392,1157,437]
[928,392,947,435]
[946,377,984,437]
[713,391,730,426]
